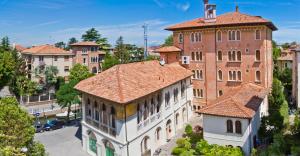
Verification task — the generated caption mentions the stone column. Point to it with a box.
[96,143,102,156]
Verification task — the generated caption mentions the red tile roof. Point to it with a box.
[14,44,26,51]
[154,46,182,53]
[22,45,73,56]
[277,50,293,61]
[198,83,268,119]
[166,12,277,31]
[75,60,193,104]
[70,41,100,46]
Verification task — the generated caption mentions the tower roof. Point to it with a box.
[166,12,277,31]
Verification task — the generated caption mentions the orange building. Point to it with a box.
[158,0,277,110]
[70,41,106,74]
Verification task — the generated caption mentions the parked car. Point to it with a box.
[43,119,65,131]
[34,122,44,133]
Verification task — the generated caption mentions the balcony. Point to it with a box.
[137,111,162,131]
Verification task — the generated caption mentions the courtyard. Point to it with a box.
[35,122,89,156]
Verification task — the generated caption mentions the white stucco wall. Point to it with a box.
[203,95,268,156]
[29,55,73,81]
[81,77,193,156]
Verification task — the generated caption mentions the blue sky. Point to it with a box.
[0,0,299,47]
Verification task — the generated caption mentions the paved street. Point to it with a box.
[157,114,203,156]
[35,122,89,156]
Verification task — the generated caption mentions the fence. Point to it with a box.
[20,93,56,105]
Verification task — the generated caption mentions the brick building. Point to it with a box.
[159,0,277,110]
[70,41,106,74]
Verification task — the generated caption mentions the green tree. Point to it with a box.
[54,41,66,49]
[66,37,78,50]
[1,36,10,50]
[272,40,281,61]
[69,64,93,83]
[81,28,111,50]
[114,36,130,63]
[0,50,16,88]
[0,97,46,156]
[44,66,59,85]
[56,80,79,122]
[185,124,193,136]
[102,52,119,70]
[163,35,173,46]
[15,76,37,103]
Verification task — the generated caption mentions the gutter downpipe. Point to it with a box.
[124,105,129,156]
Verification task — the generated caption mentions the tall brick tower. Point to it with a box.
[158,0,277,110]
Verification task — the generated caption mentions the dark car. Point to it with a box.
[43,119,65,131]
[34,123,44,133]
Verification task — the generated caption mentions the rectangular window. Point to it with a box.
[255,30,261,40]
[217,31,222,42]
[217,51,222,61]
[64,66,69,72]
[39,56,44,61]
[178,33,183,43]
[255,50,261,61]
[54,56,58,61]
[64,56,69,62]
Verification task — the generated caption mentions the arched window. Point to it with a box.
[192,70,196,79]
[141,136,150,154]
[191,33,195,42]
[150,98,155,115]
[88,132,97,154]
[191,52,195,61]
[196,52,200,61]
[255,30,261,40]
[182,108,186,122]
[156,127,161,142]
[217,51,222,61]
[92,67,97,74]
[102,104,108,125]
[165,92,170,107]
[137,104,141,123]
[255,50,261,61]
[237,71,242,81]
[236,30,241,40]
[173,88,178,103]
[178,33,183,43]
[175,113,180,125]
[256,71,261,82]
[226,120,233,133]
[233,71,237,80]
[229,71,233,81]
[143,101,148,120]
[232,51,236,61]
[196,70,200,79]
[111,107,116,128]
[235,120,242,134]
[199,52,203,61]
[218,70,223,81]
[217,31,222,42]
[103,139,115,156]
[199,70,203,80]
[237,51,241,61]
[156,94,161,113]
[218,90,223,97]
[94,101,99,121]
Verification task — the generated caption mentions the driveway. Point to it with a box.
[35,122,89,156]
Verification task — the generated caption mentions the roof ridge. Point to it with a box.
[115,65,124,103]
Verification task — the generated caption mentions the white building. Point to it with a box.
[199,83,269,155]
[75,60,193,156]
[21,45,74,82]
[293,48,300,108]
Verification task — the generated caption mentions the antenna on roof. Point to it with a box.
[234,0,239,12]
[142,23,148,59]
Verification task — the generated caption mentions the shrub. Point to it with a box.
[185,124,193,136]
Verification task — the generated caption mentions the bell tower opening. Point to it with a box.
[203,0,216,23]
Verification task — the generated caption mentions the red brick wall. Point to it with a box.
[172,25,273,108]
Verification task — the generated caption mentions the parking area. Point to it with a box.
[35,122,89,156]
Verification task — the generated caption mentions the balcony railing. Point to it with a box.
[137,111,162,131]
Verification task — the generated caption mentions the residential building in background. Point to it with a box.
[21,45,74,83]
[277,48,293,71]
[164,1,277,110]
[70,41,106,74]
[75,60,193,156]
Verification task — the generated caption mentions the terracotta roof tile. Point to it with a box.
[75,60,193,104]
[14,44,26,51]
[154,46,182,53]
[70,41,100,46]
[198,83,268,119]
[22,45,73,56]
[277,50,293,61]
[166,12,277,31]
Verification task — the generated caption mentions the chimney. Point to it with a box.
[235,5,239,12]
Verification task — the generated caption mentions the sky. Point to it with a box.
[0,0,299,47]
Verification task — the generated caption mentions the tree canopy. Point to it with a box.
[114,36,130,64]
[163,35,173,46]
[81,28,111,49]
[54,41,66,49]
[0,97,46,156]
[69,64,93,83]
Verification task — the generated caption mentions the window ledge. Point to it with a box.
[227,61,242,63]
[254,61,261,63]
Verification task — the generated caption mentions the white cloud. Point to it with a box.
[49,19,171,47]
[28,20,61,29]
[274,28,300,43]
[153,0,191,12]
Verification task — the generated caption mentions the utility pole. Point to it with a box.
[142,24,148,59]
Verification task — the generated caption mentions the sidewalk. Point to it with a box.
[157,114,202,156]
